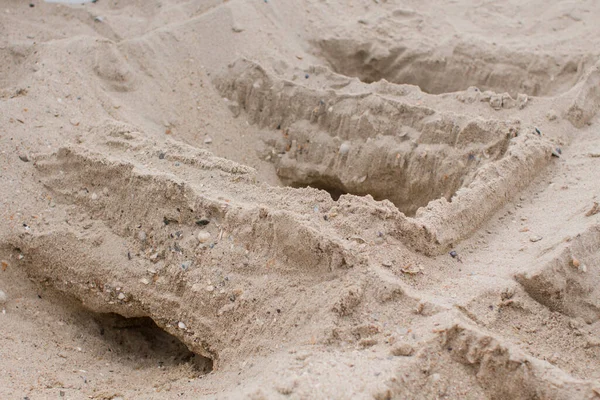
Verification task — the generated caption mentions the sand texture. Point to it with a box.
[1,0,600,399]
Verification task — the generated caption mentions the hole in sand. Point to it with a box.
[90,313,213,374]
[315,38,587,97]
[275,126,513,217]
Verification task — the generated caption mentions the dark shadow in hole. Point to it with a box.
[35,287,213,375]
[92,313,213,374]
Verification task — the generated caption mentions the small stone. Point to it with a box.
[0,290,7,304]
[195,219,210,226]
[181,260,192,270]
[579,264,588,273]
[19,154,30,162]
[204,137,213,144]
[137,231,147,241]
[339,142,351,156]
[158,152,166,160]
[139,278,150,285]
[206,285,215,292]
[90,192,98,200]
[197,231,211,243]
[178,321,187,330]
[391,343,414,356]
[232,24,244,33]
[529,235,543,242]
[552,148,562,158]
[305,74,309,79]
[117,293,126,300]
[572,257,580,268]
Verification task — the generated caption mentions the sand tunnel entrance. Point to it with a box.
[91,313,213,374]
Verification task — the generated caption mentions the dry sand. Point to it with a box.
[1,0,600,399]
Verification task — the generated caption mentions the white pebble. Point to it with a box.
[178,321,187,330]
[204,137,213,144]
[90,192,98,200]
[117,293,126,300]
[197,231,211,243]
[206,285,215,292]
[0,290,7,304]
[138,231,147,241]
[339,142,351,155]
[139,278,150,285]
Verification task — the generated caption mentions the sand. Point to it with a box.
[1,0,600,399]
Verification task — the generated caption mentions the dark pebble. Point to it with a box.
[158,152,165,159]
[19,155,29,162]
[449,250,458,258]
[196,219,210,226]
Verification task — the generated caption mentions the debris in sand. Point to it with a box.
[529,235,543,242]
[339,142,351,155]
[196,219,210,226]
[158,152,166,160]
[197,231,211,243]
[585,202,599,217]
[1,260,8,271]
[552,147,562,157]
[0,290,7,304]
[534,127,541,135]
[571,257,581,268]
[181,260,192,270]
[18,154,29,162]
[204,136,213,144]
[178,321,187,330]
[137,231,147,242]
[449,250,462,262]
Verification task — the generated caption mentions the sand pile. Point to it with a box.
[1,0,600,399]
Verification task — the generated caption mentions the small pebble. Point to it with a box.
[90,192,98,200]
[117,293,126,300]
[139,278,150,285]
[137,231,147,241]
[19,154,29,162]
[181,260,192,270]
[204,137,213,144]
[0,290,7,304]
[206,285,215,292]
[572,257,580,268]
[551,148,562,158]
[197,231,211,243]
[178,321,187,330]
[158,152,166,159]
[339,142,351,156]
[305,74,309,79]
[529,235,543,242]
